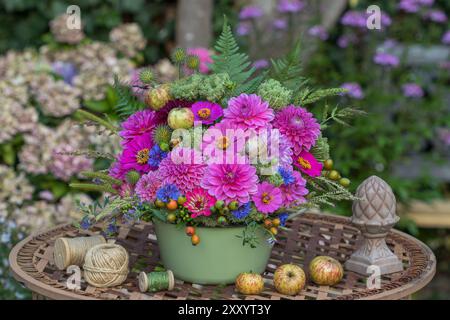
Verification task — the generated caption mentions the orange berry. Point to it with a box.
[185,226,196,236]
[191,234,200,246]
[264,219,272,228]
[166,200,178,210]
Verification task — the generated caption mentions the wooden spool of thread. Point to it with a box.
[53,235,106,270]
[83,244,129,288]
[138,270,174,293]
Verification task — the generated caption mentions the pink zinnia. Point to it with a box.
[280,170,308,206]
[201,163,259,204]
[135,171,162,202]
[273,105,321,153]
[187,47,213,74]
[184,188,216,218]
[252,182,283,214]
[224,94,274,130]
[118,133,153,174]
[158,148,207,194]
[191,101,223,125]
[293,150,323,177]
[120,109,160,145]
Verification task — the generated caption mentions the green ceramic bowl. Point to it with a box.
[153,219,273,285]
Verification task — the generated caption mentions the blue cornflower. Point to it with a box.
[80,217,91,230]
[279,213,289,226]
[106,219,118,235]
[148,145,168,167]
[231,202,252,220]
[278,167,295,185]
[156,184,181,203]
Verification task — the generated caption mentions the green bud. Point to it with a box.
[228,201,239,211]
[215,200,225,210]
[139,68,154,84]
[217,216,227,225]
[160,142,170,152]
[186,54,200,71]
[126,170,140,185]
[171,47,186,64]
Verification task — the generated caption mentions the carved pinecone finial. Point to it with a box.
[352,175,398,227]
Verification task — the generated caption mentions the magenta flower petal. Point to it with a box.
[252,182,283,214]
[224,94,274,131]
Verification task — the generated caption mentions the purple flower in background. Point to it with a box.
[237,22,251,36]
[442,31,450,45]
[383,39,398,49]
[340,10,367,28]
[308,25,328,41]
[398,0,420,13]
[437,128,450,146]
[439,61,450,70]
[273,18,288,30]
[341,83,364,99]
[253,59,269,70]
[277,0,304,13]
[129,68,147,101]
[239,5,264,20]
[374,52,400,67]
[51,61,77,85]
[337,34,357,48]
[402,83,424,98]
[419,0,434,5]
[381,12,392,27]
[426,10,448,23]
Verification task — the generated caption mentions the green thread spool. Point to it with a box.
[138,270,174,292]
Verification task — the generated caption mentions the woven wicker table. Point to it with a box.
[9,212,435,300]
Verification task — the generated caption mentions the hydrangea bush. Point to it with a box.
[74,21,358,241]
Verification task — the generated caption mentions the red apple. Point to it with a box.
[309,256,344,286]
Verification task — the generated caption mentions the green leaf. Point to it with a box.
[84,99,111,113]
[112,75,146,118]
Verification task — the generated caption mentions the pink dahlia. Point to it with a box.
[293,150,323,177]
[201,163,259,204]
[118,133,153,174]
[184,188,216,218]
[186,47,213,74]
[158,148,207,194]
[280,170,308,206]
[201,120,247,165]
[252,182,283,214]
[273,105,320,153]
[224,94,274,130]
[120,109,160,145]
[191,101,223,125]
[135,171,162,202]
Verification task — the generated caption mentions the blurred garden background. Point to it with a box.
[0,0,448,299]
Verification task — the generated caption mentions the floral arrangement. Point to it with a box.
[74,21,358,241]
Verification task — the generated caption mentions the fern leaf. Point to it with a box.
[297,88,346,105]
[211,18,258,95]
[113,75,146,118]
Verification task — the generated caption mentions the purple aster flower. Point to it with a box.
[426,10,448,23]
[191,101,223,125]
[308,25,328,41]
[418,0,434,5]
[340,10,367,28]
[51,61,77,85]
[273,18,288,30]
[442,31,450,45]
[156,183,181,203]
[148,145,168,167]
[237,22,251,36]
[277,0,304,13]
[239,5,264,20]
[383,39,398,49]
[278,167,295,185]
[398,0,420,13]
[374,52,400,67]
[402,83,424,98]
[80,216,91,230]
[253,59,269,70]
[341,82,364,99]
[231,202,252,220]
[337,34,357,48]
[106,219,118,235]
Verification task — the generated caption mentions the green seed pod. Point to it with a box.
[186,54,200,71]
[139,68,154,84]
[339,178,351,188]
[153,125,172,145]
[324,159,334,171]
[171,47,186,64]
[217,216,227,225]
[215,200,225,210]
[228,201,239,211]
[329,170,341,181]
[126,170,140,185]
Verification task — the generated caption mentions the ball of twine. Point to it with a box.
[53,235,106,270]
[83,244,129,288]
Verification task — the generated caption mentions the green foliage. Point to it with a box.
[310,136,330,162]
[266,173,284,187]
[80,170,122,186]
[74,109,118,133]
[320,104,366,128]
[113,75,146,118]
[69,182,117,195]
[211,19,262,96]
[306,176,358,208]
[170,73,234,102]
[257,79,292,109]
[295,88,347,105]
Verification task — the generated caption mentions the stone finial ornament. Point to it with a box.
[345,176,403,275]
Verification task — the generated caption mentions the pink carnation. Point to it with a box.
[252,182,283,214]
[280,170,308,206]
[224,94,274,130]
[184,188,216,218]
[135,171,162,202]
[158,148,207,194]
[201,163,258,204]
[273,105,320,153]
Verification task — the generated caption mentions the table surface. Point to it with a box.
[9,212,436,300]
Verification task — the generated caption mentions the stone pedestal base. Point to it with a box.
[345,238,403,276]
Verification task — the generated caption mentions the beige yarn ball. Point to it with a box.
[83,244,129,288]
